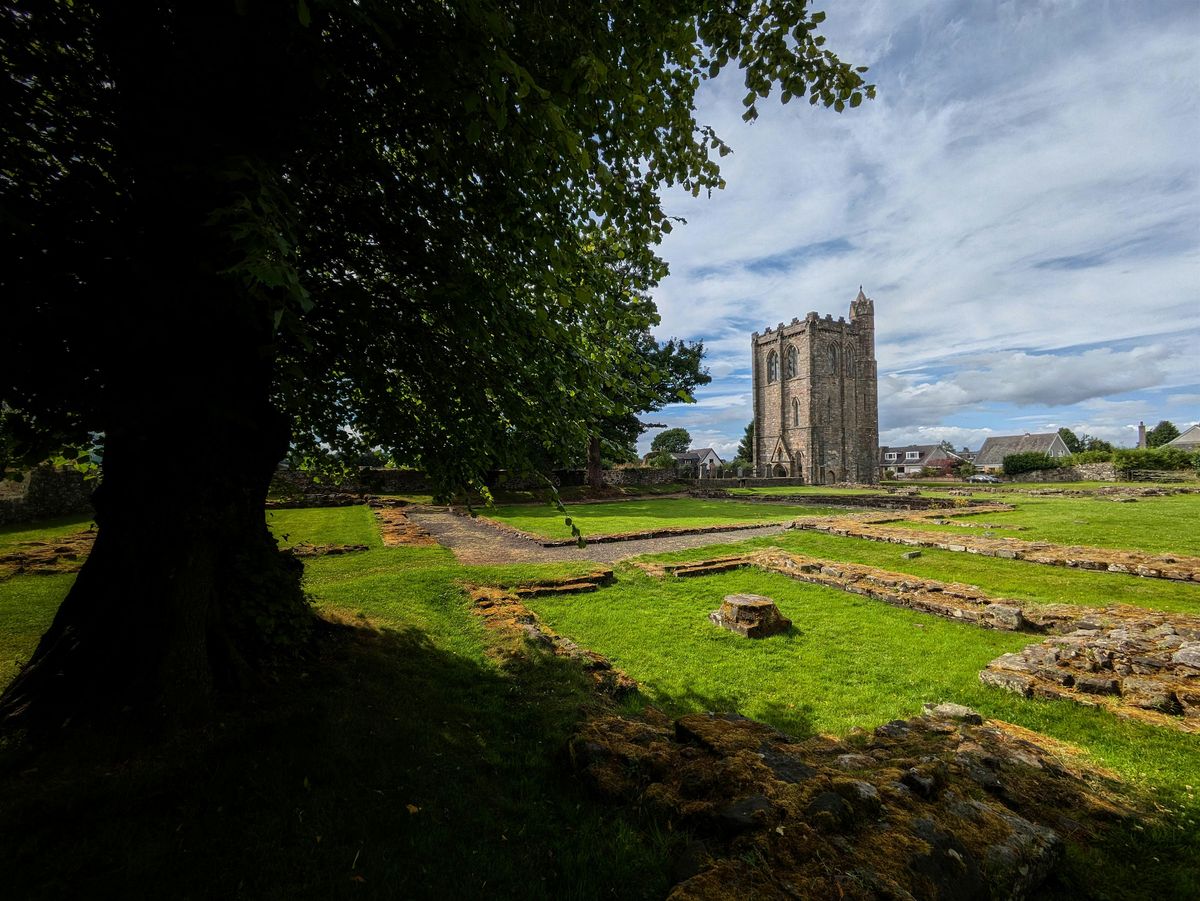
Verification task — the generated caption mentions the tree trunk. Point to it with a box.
[587,433,604,491]
[0,6,313,732]
[0,408,307,731]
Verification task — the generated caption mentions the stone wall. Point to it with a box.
[0,467,95,525]
[270,465,680,497]
[601,467,680,486]
[1016,462,1117,482]
[695,477,806,489]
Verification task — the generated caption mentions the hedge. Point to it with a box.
[1112,447,1200,475]
[1002,452,1064,475]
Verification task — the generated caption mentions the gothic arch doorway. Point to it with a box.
[773,463,787,478]
[827,469,838,485]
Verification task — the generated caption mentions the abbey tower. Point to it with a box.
[751,289,879,484]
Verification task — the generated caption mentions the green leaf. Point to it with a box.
[297,0,311,27]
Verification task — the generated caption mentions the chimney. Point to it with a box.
[1137,421,1147,448]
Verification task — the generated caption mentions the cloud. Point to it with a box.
[638,2,1199,455]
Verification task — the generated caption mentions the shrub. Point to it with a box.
[1002,452,1063,475]
[1112,447,1199,475]
[1064,450,1114,465]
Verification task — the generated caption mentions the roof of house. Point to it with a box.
[672,447,724,463]
[974,433,1065,467]
[1165,423,1200,450]
[878,445,960,465]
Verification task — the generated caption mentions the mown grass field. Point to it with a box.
[483,497,848,539]
[1,491,1198,899]
[886,493,1200,556]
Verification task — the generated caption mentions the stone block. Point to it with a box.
[709,594,792,638]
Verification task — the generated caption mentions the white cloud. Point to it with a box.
[640,2,1200,454]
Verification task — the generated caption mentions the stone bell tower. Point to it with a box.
[751,288,879,484]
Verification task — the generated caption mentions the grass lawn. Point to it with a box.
[726,485,883,496]
[526,564,1200,899]
[3,498,1199,899]
[267,504,384,548]
[0,513,94,551]
[641,530,1200,614]
[0,540,676,900]
[889,493,1200,556]
[484,497,850,539]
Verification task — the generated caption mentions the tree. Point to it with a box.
[651,428,693,455]
[1058,428,1083,454]
[936,440,956,454]
[1146,421,1180,448]
[1,1,873,729]
[736,422,755,466]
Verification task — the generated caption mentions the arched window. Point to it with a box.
[826,396,833,422]
[828,345,838,371]
[844,348,855,374]
[767,351,778,383]
[791,397,799,426]
[785,345,797,379]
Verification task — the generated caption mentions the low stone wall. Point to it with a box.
[0,467,94,525]
[601,467,681,486]
[694,477,806,488]
[1016,463,1117,482]
[982,620,1200,732]
[795,517,1200,582]
[573,706,1131,900]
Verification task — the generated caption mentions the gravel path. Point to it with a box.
[408,509,787,565]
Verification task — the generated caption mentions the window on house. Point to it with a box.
[906,451,920,460]
[884,452,897,461]
[767,351,778,383]
[786,345,797,378]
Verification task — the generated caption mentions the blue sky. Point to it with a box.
[640,0,1200,459]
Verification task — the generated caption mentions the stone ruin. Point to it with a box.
[709,594,792,638]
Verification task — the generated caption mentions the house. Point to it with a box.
[878,444,962,478]
[1165,423,1200,452]
[641,447,725,476]
[973,432,1071,473]
[674,447,724,476]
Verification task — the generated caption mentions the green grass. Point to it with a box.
[266,504,384,548]
[726,485,881,496]
[3,501,1199,899]
[0,514,94,551]
[0,541,675,900]
[643,530,1200,614]
[485,497,849,539]
[526,565,1200,899]
[0,573,74,687]
[887,493,1200,555]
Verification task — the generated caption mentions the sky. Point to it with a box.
[639,0,1200,460]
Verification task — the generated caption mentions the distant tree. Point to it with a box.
[1082,436,1114,452]
[1057,428,1083,454]
[651,428,692,455]
[1146,421,1180,448]
[736,422,754,463]
[936,440,956,454]
[647,450,678,470]
[954,460,977,479]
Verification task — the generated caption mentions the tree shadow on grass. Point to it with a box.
[643,681,818,742]
[0,621,678,900]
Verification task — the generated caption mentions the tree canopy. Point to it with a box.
[651,428,694,455]
[0,0,874,728]
[1147,421,1180,448]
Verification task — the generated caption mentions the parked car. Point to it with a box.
[966,473,1001,483]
